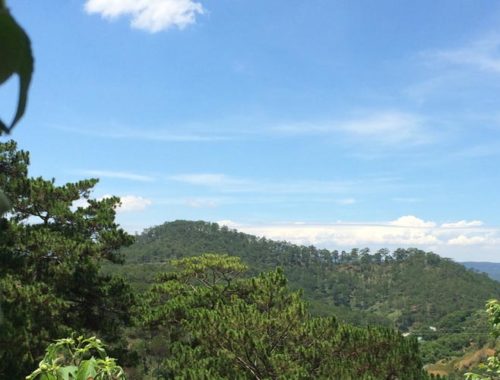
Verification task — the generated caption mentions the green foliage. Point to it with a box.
[486,300,500,338]
[0,0,34,135]
[0,141,135,378]
[26,336,125,380]
[137,253,427,379]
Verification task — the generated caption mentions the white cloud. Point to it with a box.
[80,170,155,182]
[389,215,436,228]
[101,194,152,212]
[118,195,152,212]
[71,198,89,209]
[448,235,486,246]
[218,216,500,257]
[441,220,483,228]
[84,0,204,33]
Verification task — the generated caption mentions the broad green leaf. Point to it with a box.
[0,5,33,134]
[58,365,79,380]
[76,358,97,380]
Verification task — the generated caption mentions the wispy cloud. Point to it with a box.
[441,220,483,228]
[84,0,205,33]
[408,34,500,103]
[169,173,250,188]
[429,34,500,73]
[80,170,155,182]
[272,111,431,145]
[55,125,232,143]
[338,112,428,144]
[218,216,500,260]
[53,111,431,147]
[168,173,364,194]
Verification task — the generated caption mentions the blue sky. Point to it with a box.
[2,0,500,261]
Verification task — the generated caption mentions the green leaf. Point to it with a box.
[40,374,58,380]
[76,358,97,380]
[0,6,34,134]
[58,365,78,380]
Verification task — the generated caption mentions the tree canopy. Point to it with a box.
[136,253,428,379]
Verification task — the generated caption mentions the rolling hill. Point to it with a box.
[108,220,500,364]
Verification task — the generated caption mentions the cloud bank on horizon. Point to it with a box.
[84,0,205,32]
[217,216,500,261]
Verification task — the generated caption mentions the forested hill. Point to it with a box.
[115,220,500,363]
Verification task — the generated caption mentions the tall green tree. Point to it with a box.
[0,140,135,378]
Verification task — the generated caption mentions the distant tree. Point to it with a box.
[332,249,339,263]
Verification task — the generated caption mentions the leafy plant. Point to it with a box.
[465,300,500,380]
[26,336,126,380]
